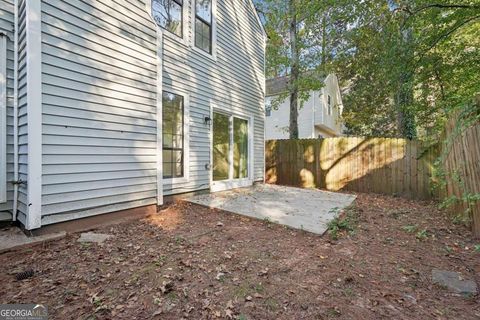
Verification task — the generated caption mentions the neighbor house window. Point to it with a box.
[327,95,332,116]
[265,106,272,117]
[195,0,212,53]
[163,91,184,179]
[152,0,183,38]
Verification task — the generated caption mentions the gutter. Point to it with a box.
[12,0,19,221]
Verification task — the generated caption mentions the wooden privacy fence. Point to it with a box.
[438,111,480,237]
[265,138,440,201]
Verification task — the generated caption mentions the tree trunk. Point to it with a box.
[289,0,299,139]
[321,14,327,71]
[395,28,417,140]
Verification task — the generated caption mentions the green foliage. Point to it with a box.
[402,225,418,233]
[260,0,352,136]
[415,229,429,241]
[327,207,357,240]
[260,0,480,139]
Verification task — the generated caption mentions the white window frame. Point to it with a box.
[0,34,6,203]
[265,98,272,117]
[191,0,217,60]
[151,0,189,46]
[162,86,190,185]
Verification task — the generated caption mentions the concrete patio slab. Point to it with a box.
[0,226,66,253]
[186,184,356,235]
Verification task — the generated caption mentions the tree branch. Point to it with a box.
[400,3,480,29]
[415,14,480,65]
[412,4,480,15]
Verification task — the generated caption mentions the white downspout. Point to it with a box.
[12,0,19,221]
[312,91,316,138]
[144,0,164,206]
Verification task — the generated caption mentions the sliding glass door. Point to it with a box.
[213,112,230,182]
[212,111,251,192]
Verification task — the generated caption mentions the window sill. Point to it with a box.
[163,31,189,48]
[192,45,217,62]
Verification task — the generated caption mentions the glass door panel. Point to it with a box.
[213,112,230,181]
[233,117,248,179]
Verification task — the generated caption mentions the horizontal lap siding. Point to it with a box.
[40,0,159,221]
[163,0,265,195]
[17,0,27,224]
[0,0,14,221]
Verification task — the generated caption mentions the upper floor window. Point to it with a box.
[195,0,212,53]
[265,99,272,117]
[327,95,332,116]
[265,106,272,117]
[152,0,183,38]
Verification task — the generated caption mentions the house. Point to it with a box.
[0,0,265,230]
[265,74,344,139]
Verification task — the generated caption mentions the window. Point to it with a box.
[327,95,332,116]
[163,91,184,179]
[152,0,183,38]
[265,106,272,117]
[195,0,212,53]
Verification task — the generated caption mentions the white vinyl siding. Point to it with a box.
[162,0,265,195]
[39,0,159,224]
[0,0,15,221]
[14,0,265,225]
[16,0,28,224]
[0,34,7,204]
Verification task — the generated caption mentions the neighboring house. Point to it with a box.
[265,74,344,140]
[0,0,265,230]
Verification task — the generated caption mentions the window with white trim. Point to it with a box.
[265,106,272,117]
[152,0,183,38]
[162,91,185,179]
[265,99,272,117]
[195,0,212,54]
[327,95,332,116]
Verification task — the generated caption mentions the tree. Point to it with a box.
[259,0,480,140]
[288,0,300,138]
[335,0,480,139]
[260,0,333,139]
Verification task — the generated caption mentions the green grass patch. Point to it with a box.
[402,225,418,233]
[327,206,357,240]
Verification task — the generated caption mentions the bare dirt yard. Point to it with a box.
[1,193,479,319]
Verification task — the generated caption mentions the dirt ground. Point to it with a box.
[1,193,479,320]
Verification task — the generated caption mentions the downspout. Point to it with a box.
[144,0,164,206]
[12,0,19,221]
[312,91,316,138]
[262,33,266,184]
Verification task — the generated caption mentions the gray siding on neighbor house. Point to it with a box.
[0,0,14,221]
[162,0,265,195]
[17,0,28,224]
[40,0,159,223]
